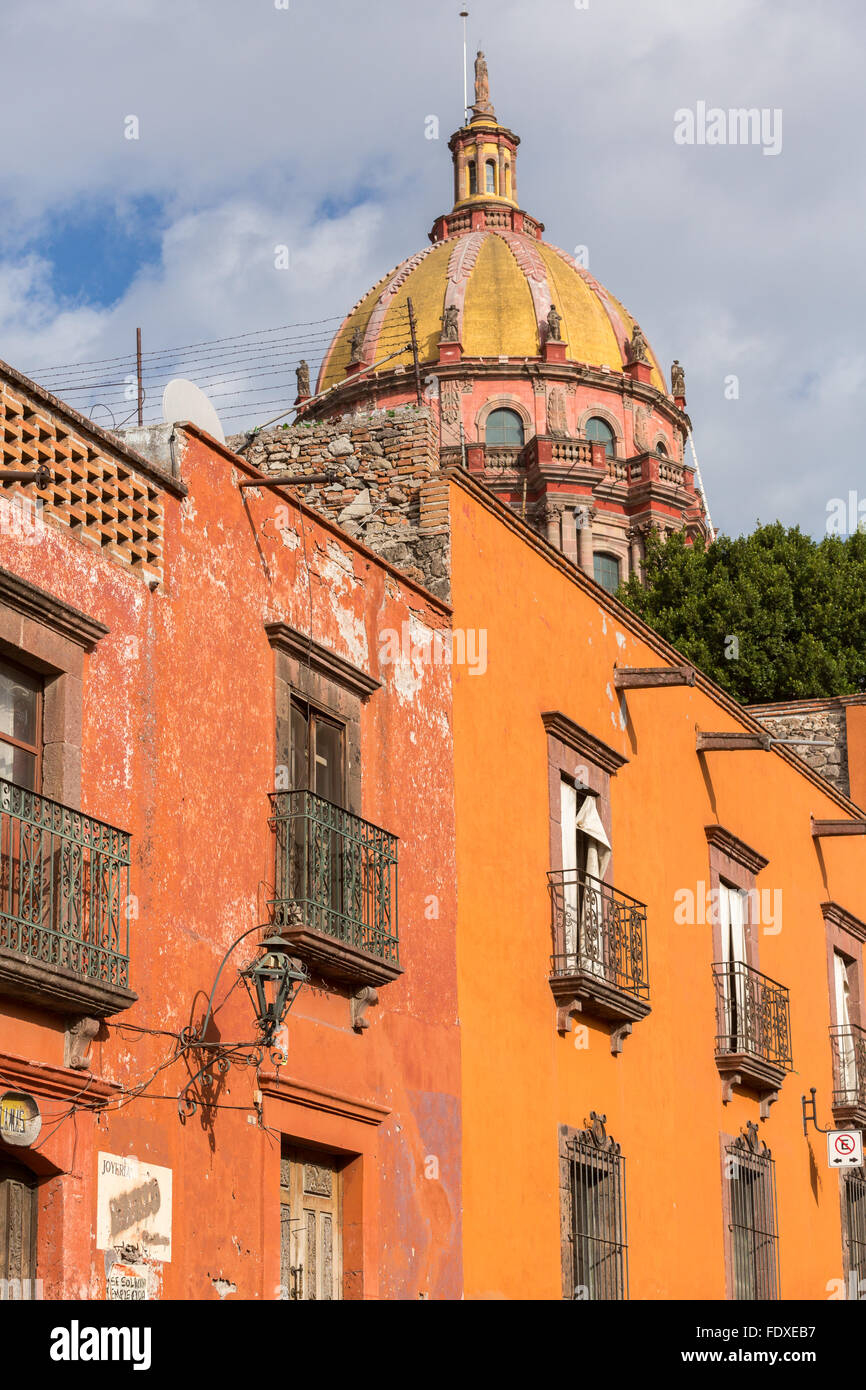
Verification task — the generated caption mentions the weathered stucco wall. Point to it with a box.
[0,400,462,1300]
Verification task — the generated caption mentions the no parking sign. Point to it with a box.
[827,1130,864,1168]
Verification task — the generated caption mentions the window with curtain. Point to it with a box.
[485,408,524,446]
[485,160,496,194]
[719,881,749,1053]
[560,779,611,980]
[468,161,477,195]
[834,951,858,1102]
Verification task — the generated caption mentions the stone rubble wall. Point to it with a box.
[230,405,451,601]
[750,707,849,796]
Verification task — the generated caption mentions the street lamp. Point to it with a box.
[177,925,309,1119]
[239,933,308,1043]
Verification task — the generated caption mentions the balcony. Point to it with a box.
[712,961,793,1117]
[830,1024,866,1128]
[269,790,401,988]
[548,869,650,1052]
[0,777,135,1016]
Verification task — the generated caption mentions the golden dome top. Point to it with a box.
[316,229,666,394]
[316,54,666,397]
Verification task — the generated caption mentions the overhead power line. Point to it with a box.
[23,310,421,436]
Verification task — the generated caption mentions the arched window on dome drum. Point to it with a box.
[593,553,621,594]
[485,160,496,195]
[485,408,525,447]
[468,161,477,196]
[656,440,668,457]
[585,417,615,459]
[504,162,510,196]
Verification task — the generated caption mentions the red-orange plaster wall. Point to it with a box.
[0,425,462,1299]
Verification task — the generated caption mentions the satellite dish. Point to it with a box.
[162,379,225,445]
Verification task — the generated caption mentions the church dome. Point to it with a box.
[289,51,707,588]
[317,230,666,394]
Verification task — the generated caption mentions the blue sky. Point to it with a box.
[32,198,165,308]
[0,0,863,537]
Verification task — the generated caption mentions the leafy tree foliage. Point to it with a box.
[618,523,866,703]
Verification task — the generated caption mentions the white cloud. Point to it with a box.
[0,0,862,535]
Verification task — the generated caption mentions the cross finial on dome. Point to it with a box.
[472,50,495,119]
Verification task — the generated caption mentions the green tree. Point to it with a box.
[618,523,866,703]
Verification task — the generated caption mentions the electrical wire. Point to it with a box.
[24,311,416,437]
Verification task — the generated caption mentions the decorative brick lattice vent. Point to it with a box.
[0,381,164,580]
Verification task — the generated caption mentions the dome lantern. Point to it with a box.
[447,52,520,212]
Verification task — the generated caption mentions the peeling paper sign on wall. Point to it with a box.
[97,1153,172,1261]
[107,1262,149,1301]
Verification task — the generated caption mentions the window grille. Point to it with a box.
[566,1113,628,1300]
[726,1124,779,1300]
[844,1170,866,1297]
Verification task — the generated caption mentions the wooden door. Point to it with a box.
[0,1162,37,1298]
[280,1147,342,1300]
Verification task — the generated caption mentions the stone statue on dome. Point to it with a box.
[546,303,563,342]
[295,359,310,399]
[627,322,649,364]
[441,305,460,342]
[473,51,494,116]
[671,359,685,396]
[350,326,364,361]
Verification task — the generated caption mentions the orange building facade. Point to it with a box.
[445,470,866,1300]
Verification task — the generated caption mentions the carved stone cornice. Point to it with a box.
[0,568,109,649]
[821,901,866,944]
[0,1049,120,1107]
[266,621,381,699]
[541,710,628,775]
[257,1071,390,1126]
[705,825,769,876]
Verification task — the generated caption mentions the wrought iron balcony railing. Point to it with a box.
[712,961,793,1072]
[830,1023,866,1112]
[269,790,399,969]
[548,869,649,1003]
[0,777,131,993]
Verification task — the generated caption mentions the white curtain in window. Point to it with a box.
[560,780,579,960]
[719,884,748,1050]
[835,952,857,1096]
[575,795,611,978]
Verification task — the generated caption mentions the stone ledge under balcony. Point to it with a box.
[277,922,403,991]
[550,970,651,1055]
[715,1051,788,1120]
[831,1100,866,1131]
[0,945,136,1018]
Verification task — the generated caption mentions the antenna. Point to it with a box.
[460,10,469,122]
